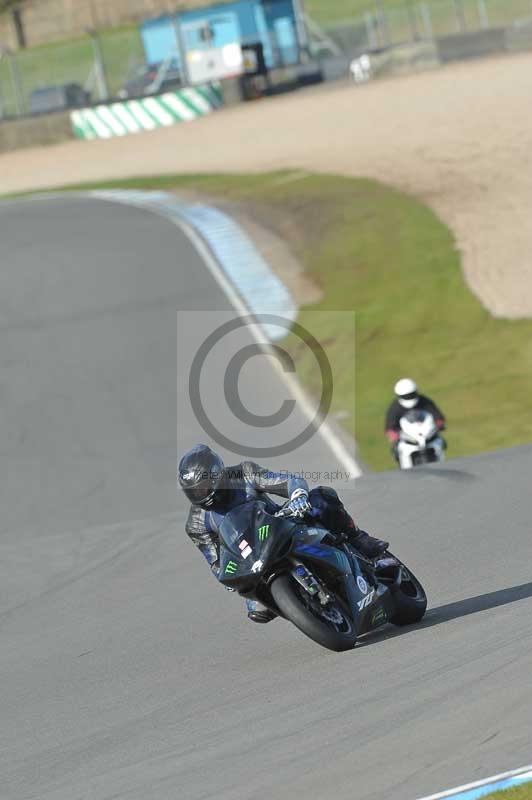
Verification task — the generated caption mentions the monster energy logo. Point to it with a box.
[258,525,270,541]
[371,607,387,625]
[225,561,238,574]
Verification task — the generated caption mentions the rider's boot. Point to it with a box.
[348,528,389,559]
[246,599,277,624]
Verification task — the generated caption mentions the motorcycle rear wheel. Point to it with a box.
[390,568,427,626]
[270,574,357,652]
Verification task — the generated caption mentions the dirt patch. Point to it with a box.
[2,52,532,317]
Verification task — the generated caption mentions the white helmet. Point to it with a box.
[394,378,419,409]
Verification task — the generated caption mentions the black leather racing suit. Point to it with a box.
[385,395,445,438]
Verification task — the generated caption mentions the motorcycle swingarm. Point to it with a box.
[375,563,404,590]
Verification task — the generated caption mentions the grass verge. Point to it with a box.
[10,170,532,471]
[483,784,532,799]
[305,0,532,25]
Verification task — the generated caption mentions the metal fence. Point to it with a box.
[0,26,145,118]
[2,0,532,119]
[324,0,532,53]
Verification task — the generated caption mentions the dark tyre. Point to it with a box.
[390,567,427,626]
[412,449,437,466]
[270,574,357,652]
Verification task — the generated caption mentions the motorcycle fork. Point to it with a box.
[290,541,360,616]
[290,560,331,605]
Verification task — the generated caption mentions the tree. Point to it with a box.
[0,0,21,11]
[0,1,27,48]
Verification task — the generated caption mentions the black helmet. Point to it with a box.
[178,444,225,507]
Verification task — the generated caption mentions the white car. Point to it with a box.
[397,409,446,469]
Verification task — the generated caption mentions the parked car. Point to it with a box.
[118,62,182,99]
[28,83,91,115]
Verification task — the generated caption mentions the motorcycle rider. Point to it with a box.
[385,378,445,460]
[179,444,389,623]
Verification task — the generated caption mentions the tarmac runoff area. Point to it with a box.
[1,196,531,800]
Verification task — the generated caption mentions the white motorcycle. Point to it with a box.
[396,409,446,470]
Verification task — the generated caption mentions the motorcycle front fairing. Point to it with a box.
[398,409,445,469]
[218,501,297,590]
[218,501,394,634]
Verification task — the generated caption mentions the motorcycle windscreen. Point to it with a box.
[218,500,296,584]
[403,409,429,424]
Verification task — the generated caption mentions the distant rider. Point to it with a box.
[178,444,389,624]
[385,378,445,460]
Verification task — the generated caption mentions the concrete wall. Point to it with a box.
[0,110,74,152]
[437,28,507,63]
[369,40,440,77]
[505,20,532,53]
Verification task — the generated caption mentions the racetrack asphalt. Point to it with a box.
[1,197,531,800]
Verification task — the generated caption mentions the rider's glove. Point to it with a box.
[288,488,311,518]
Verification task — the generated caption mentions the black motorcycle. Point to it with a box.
[218,500,427,652]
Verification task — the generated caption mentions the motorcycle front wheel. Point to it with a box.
[270,574,357,652]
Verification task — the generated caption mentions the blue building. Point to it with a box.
[140,0,305,73]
